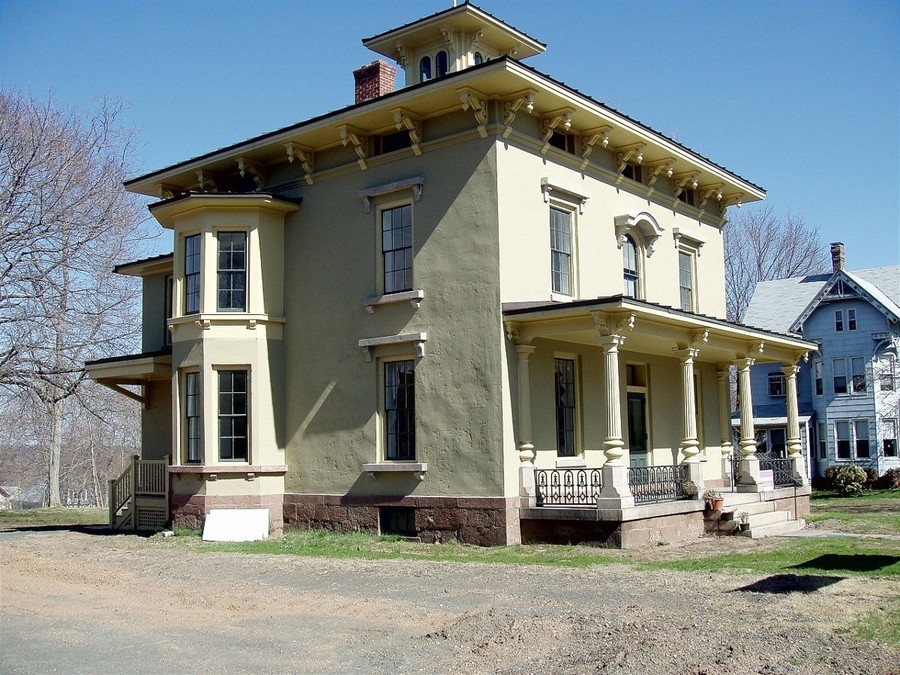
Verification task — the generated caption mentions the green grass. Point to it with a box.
[849,601,900,646]
[0,507,106,528]
[808,489,900,535]
[639,537,900,577]
[159,527,900,578]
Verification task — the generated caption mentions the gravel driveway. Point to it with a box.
[1,527,897,674]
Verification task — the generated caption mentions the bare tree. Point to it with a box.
[0,91,148,505]
[724,205,830,322]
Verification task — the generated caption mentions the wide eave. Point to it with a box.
[125,58,764,204]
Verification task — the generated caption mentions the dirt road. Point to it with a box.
[1,527,897,674]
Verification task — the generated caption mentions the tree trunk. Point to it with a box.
[48,399,62,507]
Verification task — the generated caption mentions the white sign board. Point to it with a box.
[202,508,269,542]
[759,470,775,492]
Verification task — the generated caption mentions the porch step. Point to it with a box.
[745,510,789,528]
[740,518,806,539]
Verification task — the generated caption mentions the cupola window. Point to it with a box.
[419,56,432,82]
[436,50,449,77]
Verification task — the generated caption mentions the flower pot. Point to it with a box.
[710,497,724,511]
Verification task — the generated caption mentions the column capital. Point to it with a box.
[515,344,537,358]
[780,363,801,376]
[597,334,627,349]
[734,356,756,369]
[673,346,701,361]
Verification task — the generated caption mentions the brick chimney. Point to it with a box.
[353,60,396,104]
[830,242,845,272]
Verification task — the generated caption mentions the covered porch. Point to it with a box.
[503,297,815,545]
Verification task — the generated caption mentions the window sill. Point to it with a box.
[362,462,427,481]
[555,457,586,468]
[362,289,425,314]
[168,464,287,481]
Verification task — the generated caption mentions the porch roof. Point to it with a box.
[503,296,816,364]
[85,348,172,404]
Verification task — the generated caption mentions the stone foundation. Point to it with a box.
[773,493,810,519]
[282,494,521,546]
[522,510,705,549]
[170,493,284,535]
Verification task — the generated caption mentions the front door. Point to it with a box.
[627,392,648,468]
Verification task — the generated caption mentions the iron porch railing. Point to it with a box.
[534,468,602,507]
[627,464,690,504]
[731,453,799,488]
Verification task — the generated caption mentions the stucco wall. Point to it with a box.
[278,137,506,498]
[141,379,172,460]
[495,134,727,317]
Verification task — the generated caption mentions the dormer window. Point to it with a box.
[435,50,449,77]
[677,188,696,206]
[419,56,432,82]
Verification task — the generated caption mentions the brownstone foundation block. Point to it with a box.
[170,493,284,535]
[773,494,810,519]
[282,494,519,546]
[522,511,705,549]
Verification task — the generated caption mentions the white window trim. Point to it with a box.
[358,332,427,362]
[548,201,579,301]
[541,177,589,214]
[362,289,425,314]
[359,176,424,213]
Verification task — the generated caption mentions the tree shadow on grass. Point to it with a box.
[790,553,899,574]
[0,524,154,538]
[731,574,844,594]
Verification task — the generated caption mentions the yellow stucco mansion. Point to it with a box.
[88,3,815,546]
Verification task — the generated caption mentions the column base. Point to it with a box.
[681,461,705,497]
[790,454,809,487]
[597,463,635,509]
[520,464,536,507]
[737,456,763,492]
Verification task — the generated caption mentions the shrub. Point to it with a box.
[822,465,839,490]
[831,464,868,497]
[876,468,900,490]
[863,467,879,489]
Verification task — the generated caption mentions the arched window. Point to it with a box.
[473,52,483,65]
[435,50,449,77]
[623,235,639,297]
[419,56,432,82]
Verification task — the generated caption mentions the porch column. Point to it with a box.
[735,357,761,491]
[597,335,634,508]
[515,345,537,504]
[675,348,704,494]
[515,345,537,463]
[675,349,700,462]
[782,362,808,486]
[717,365,735,480]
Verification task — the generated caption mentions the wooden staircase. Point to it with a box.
[109,455,170,532]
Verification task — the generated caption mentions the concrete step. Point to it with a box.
[740,518,805,539]
[746,510,789,528]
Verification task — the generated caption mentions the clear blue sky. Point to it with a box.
[2,0,898,269]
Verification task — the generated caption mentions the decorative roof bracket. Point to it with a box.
[394,42,409,69]
[645,158,675,188]
[502,89,536,139]
[458,88,489,138]
[339,125,368,170]
[236,157,265,190]
[615,143,645,173]
[699,184,724,208]
[672,172,699,207]
[196,169,218,192]
[592,310,636,338]
[285,142,315,185]
[579,126,612,169]
[392,108,423,156]
[540,108,574,154]
[720,192,745,210]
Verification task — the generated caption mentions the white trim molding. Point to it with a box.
[358,331,428,361]
[359,176,425,213]
[540,177,590,214]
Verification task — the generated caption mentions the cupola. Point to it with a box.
[362,2,545,87]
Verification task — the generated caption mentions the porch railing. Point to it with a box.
[534,468,602,507]
[731,453,799,488]
[627,464,690,504]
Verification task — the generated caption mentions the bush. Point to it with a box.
[863,467,879,489]
[831,464,868,497]
[876,468,900,490]
[822,465,839,490]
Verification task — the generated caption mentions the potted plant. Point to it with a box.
[681,480,698,498]
[703,489,724,511]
